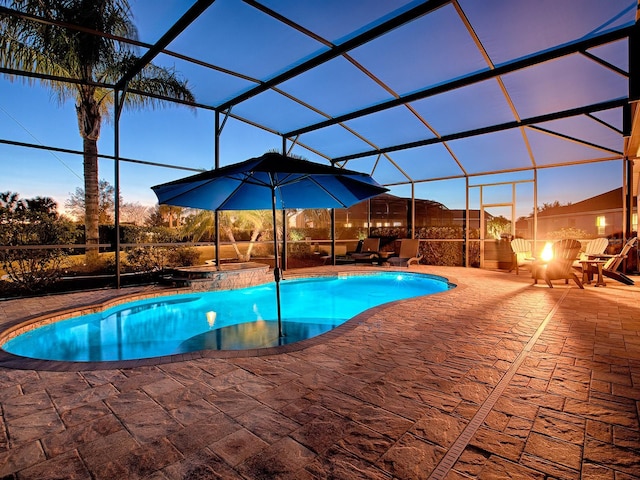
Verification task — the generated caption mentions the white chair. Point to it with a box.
[595,237,637,285]
[573,237,608,268]
[509,238,532,275]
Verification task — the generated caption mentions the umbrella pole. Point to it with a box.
[271,189,283,338]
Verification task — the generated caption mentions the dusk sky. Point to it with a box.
[0,0,632,220]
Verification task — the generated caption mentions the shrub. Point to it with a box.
[123,226,180,272]
[168,247,200,266]
[546,227,589,240]
[0,192,76,292]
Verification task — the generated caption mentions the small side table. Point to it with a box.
[580,259,606,287]
[377,251,392,267]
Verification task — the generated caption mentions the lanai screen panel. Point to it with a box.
[131,0,635,186]
[459,0,635,66]
[382,144,464,183]
[343,107,437,151]
[0,0,637,192]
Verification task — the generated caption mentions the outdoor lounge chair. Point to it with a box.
[323,244,348,265]
[387,239,422,267]
[350,237,381,264]
[587,237,637,285]
[532,239,583,288]
[572,237,609,268]
[509,238,532,274]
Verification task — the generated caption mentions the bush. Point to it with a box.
[124,226,177,272]
[121,226,202,271]
[168,247,200,266]
[546,227,589,240]
[0,192,77,292]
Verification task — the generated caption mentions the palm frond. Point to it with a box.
[125,61,196,109]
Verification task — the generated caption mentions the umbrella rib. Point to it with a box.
[268,172,347,210]
[306,176,349,208]
[270,173,354,209]
[217,175,255,210]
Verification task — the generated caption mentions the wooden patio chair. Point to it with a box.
[509,238,532,274]
[589,237,637,285]
[387,239,422,267]
[573,237,609,268]
[533,239,583,288]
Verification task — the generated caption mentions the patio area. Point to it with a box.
[0,265,639,479]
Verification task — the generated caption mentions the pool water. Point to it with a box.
[2,272,452,362]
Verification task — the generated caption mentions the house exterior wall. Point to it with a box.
[518,208,637,239]
[537,208,625,238]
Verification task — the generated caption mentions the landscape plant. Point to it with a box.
[181,210,273,261]
[123,226,198,272]
[0,0,195,266]
[0,192,77,292]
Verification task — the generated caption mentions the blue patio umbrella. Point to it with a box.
[151,152,388,338]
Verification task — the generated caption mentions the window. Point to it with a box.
[596,215,606,235]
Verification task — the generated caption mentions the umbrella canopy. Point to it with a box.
[152,152,388,211]
[152,152,388,339]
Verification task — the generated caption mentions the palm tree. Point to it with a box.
[158,205,183,229]
[182,210,272,262]
[0,0,195,266]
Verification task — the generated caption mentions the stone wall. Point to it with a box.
[168,262,273,291]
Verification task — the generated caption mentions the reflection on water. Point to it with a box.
[176,319,336,351]
[206,311,217,328]
[2,273,452,362]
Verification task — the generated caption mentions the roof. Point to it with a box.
[1,0,639,192]
[537,187,638,216]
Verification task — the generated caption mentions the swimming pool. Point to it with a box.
[1,272,453,362]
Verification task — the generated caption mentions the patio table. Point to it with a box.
[580,259,607,287]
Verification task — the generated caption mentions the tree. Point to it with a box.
[65,179,116,223]
[0,0,195,266]
[182,210,272,261]
[0,192,76,291]
[145,205,166,227]
[158,205,183,228]
[530,200,573,215]
[144,204,183,228]
[486,215,511,240]
[119,202,149,225]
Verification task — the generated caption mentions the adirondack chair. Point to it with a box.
[572,237,609,268]
[589,237,637,285]
[509,238,532,274]
[533,239,583,288]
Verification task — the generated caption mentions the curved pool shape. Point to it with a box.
[2,272,452,362]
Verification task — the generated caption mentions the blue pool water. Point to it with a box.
[2,272,452,362]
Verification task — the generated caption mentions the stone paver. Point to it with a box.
[0,266,639,479]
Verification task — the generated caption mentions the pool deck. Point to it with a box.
[0,265,639,479]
